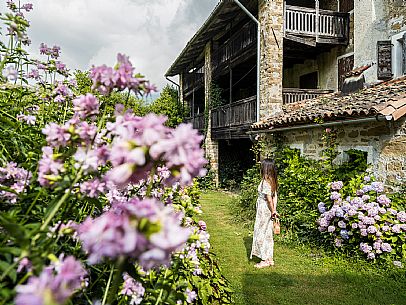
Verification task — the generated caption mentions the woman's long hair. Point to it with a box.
[260,159,278,193]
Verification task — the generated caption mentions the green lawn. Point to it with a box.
[200,191,406,305]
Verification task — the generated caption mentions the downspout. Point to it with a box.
[247,115,393,134]
[231,0,260,122]
[165,75,181,104]
[166,75,183,120]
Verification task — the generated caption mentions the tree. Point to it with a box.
[147,85,186,127]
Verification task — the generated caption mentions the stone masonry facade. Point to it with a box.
[262,118,406,189]
[259,0,284,119]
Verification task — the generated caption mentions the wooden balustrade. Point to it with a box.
[211,96,256,129]
[284,5,349,41]
[185,113,205,131]
[283,88,333,104]
[212,22,256,70]
[183,65,204,93]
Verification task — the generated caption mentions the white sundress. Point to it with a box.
[250,179,276,261]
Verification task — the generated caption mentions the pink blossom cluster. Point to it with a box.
[39,43,61,59]
[90,53,156,95]
[15,255,87,305]
[17,113,36,125]
[106,112,206,187]
[120,273,145,305]
[77,197,191,269]
[0,162,32,203]
[318,180,406,260]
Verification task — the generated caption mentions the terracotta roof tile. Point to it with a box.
[252,76,406,130]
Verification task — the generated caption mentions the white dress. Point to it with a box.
[250,179,276,261]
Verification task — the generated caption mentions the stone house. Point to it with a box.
[165,0,406,186]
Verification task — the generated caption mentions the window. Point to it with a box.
[339,0,354,13]
[390,31,406,79]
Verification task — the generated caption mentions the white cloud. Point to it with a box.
[0,0,218,91]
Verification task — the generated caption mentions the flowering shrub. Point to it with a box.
[0,2,232,305]
[318,177,406,265]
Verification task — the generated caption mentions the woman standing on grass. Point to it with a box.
[251,158,279,268]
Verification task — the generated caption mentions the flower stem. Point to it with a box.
[106,256,126,305]
[102,265,115,305]
[154,268,168,305]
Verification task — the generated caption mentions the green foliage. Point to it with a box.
[147,85,186,127]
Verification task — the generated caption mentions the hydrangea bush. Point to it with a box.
[317,177,406,266]
[0,2,232,304]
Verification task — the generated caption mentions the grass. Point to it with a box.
[200,191,406,305]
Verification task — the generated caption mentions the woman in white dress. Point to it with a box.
[250,159,279,268]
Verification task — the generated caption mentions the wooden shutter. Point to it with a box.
[377,41,393,80]
[339,0,354,13]
[338,54,354,91]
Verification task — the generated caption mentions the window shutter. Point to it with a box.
[377,40,393,80]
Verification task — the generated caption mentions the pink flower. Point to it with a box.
[73,94,99,119]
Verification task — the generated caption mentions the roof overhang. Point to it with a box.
[165,0,256,77]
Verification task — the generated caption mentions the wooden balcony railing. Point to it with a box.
[211,96,256,129]
[283,88,333,104]
[185,113,205,131]
[284,5,349,42]
[183,65,204,93]
[212,22,256,71]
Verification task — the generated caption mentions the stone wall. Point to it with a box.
[203,41,219,186]
[263,119,406,187]
[354,0,406,84]
[258,0,284,119]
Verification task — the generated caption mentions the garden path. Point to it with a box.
[200,191,406,305]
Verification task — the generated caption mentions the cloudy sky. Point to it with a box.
[1,0,219,93]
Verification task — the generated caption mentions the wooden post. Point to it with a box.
[315,0,319,43]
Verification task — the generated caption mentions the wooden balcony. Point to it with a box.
[185,113,205,132]
[211,96,256,129]
[284,5,349,45]
[182,65,204,96]
[212,22,257,72]
[283,88,334,104]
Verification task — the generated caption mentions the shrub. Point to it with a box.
[0,3,232,305]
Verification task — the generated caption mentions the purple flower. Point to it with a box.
[5,66,17,81]
[377,195,391,206]
[17,113,36,125]
[80,179,106,198]
[21,3,33,12]
[38,146,63,187]
[360,242,372,253]
[185,288,197,304]
[327,225,336,233]
[198,220,207,231]
[330,181,343,191]
[39,42,49,55]
[371,182,384,193]
[381,243,392,253]
[42,123,71,148]
[367,252,375,260]
[51,45,61,59]
[393,261,403,268]
[364,176,371,182]
[360,229,368,236]
[330,191,341,201]
[0,162,32,203]
[351,223,358,229]
[392,224,401,233]
[381,225,390,232]
[367,226,377,234]
[15,256,86,305]
[340,230,349,240]
[16,257,32,273]
[337,220,346,229]
[361,195,370,202]
[121,273,145,305]
[397,211,406,222]
[73,94,99,119]
[78,198,190,268]
[318,202,326,213]
[28,68,40,80]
